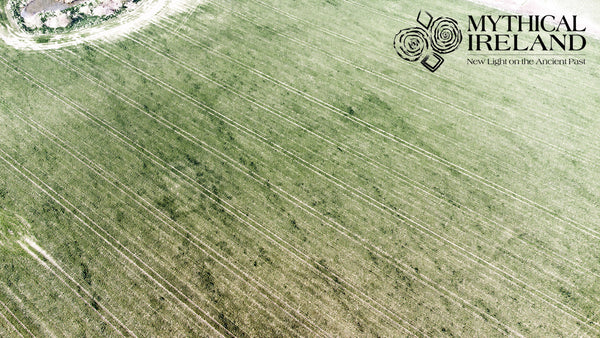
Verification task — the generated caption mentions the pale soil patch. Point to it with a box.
[1,0,201,50]
[44,11,71,28]
[467,0,600,39]
[23,0,86,15]
[23,12,43,28]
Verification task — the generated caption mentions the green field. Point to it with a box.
[0,0,599,336]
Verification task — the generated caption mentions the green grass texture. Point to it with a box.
[0,0,599,336]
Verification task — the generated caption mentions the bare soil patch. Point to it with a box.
[24,0,85,16]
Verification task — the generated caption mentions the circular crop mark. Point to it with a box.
[430,17,462,54]
[394,27,430,62]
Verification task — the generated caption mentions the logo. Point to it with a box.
[466,15,586,51]
[394,11,462,72]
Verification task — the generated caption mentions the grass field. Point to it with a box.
[0,0,599,336]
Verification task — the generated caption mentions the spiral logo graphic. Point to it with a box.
[394,27,430,62]
[392,11,462,72]
[430,17,462,54]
